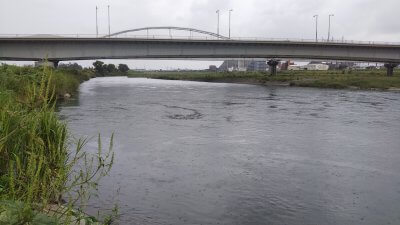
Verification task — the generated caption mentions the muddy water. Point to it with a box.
[59,77,400,225]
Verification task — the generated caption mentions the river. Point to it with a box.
[59,77,400,225]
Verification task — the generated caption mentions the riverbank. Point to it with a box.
[127,69,400,91]
[0,64,94,99]
[0,65,114,224]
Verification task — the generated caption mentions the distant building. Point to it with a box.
[288,65,302,70]
[279,60,295,71]
[324,61,356,70]
[247,61,267,71]
[209,65,217,72]
[303,63,329,71]
[219,60,267,72]
[287,61,329,71]
[219,60,247,71]
[237,60,248,71]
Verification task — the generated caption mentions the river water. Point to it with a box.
[59,77,400,225]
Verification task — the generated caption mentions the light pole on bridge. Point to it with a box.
[216,10,220,37]
[107,5,111,37]
[95,6,99,37]
[328,14,334,42]
[313,14,318,42]
[229,9,233,39]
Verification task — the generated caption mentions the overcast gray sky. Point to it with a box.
[1,0,399,69]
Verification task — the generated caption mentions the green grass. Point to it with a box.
[128,69,400,90]
[0,65,115,224]
[0,64,94,99]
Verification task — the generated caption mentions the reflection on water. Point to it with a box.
[59,77,400,225]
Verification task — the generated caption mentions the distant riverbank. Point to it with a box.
[128,70,400,91]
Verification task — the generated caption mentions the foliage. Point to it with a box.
[118,64,129,74]
[93,61,105,75]
[0,65,116,224]
[58,63,83,71]
[106,64,116,73]
[0,200,58,225]
[93,61,130,76]
[0,64,94,99]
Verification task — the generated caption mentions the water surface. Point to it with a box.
[59,77,400,225]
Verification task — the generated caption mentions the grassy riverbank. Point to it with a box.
[0,65,115,224]
[128,69,400,91]
[0,64,94,99]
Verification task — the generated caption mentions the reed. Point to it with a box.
[0,65,115,224]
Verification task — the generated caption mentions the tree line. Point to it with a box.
[92,60,130,76]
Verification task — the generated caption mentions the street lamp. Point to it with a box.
[313,15,318,42]
[328,14,334,42]
[95,6,99,37]
[229,9,233,39]
[107,5,111,37]
[216,10,220,37]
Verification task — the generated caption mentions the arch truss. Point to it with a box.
[104,26,230,39]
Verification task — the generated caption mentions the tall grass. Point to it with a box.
[0,64,93,99]
[0,65,115,224]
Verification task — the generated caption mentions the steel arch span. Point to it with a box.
[104,26,230,39]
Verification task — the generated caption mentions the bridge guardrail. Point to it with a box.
[0,34,399,46]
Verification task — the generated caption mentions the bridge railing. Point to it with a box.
[1,33,399,46]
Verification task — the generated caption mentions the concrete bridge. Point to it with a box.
[1,27,399,75]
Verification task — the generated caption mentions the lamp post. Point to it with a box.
[107,5,111,37]
[328,14,334,42]
[95,6,98,37]
[216,10,220,37]
[229,9,233,39]
[313,15,318,42]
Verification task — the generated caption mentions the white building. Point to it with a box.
[303,64,329,71]
[288,65,302,71]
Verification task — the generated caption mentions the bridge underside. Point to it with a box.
[0,38,399,75]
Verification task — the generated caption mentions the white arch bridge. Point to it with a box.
[0,26,400,75]
[103,26,229,39]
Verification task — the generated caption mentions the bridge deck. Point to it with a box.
[0,38,399,63]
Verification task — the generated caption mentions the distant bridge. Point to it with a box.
[0,27,399,75]
[103,26,230,39]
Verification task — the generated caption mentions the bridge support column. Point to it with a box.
[384,63,398,76]
[267,60,279,76]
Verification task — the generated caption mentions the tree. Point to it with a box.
[93,61,105,75]
[106,64,116,74]
[59,63,83,71]
[118,64,130,73]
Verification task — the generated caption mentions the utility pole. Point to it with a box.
[313,15,318,42]
[216,10,220,37]
[328,14,334,42]
[229,9,233,39]
[96,6,99,37]
[107,5,111,37]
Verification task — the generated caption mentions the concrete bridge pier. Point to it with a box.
[384,63,398,76]
[267,60,279,75]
